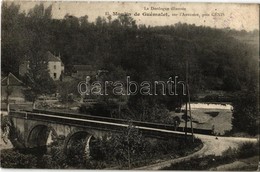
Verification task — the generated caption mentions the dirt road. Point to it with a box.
[134,134,258,170]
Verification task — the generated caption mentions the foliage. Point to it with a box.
[2,3,57,108]
[22,66,57,109]
[79,99,180,130]
[126,96,174,123]
[90,124,148,168]
[111,124,146,167]
[90,127,202,168]
[1,149,37,168]
[2,2,258,133]
[237,141,259,158]
[2,117,26,149]
[152,137,202,157]
[2,2,258,93]
[43,141,67,168]
[1,116,11,131]
[232,89,259,135]
[1,127,202,169]
[57,80,80,103]
[22,68,56,101]
[79,101,117,117]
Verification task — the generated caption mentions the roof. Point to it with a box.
[1,73,23,86]
[73,65,94,71]
[46,51,61,62]
[21,51,62,63]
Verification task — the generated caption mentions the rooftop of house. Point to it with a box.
[1,73,23,86]
[21,51,64,64]
[46,51,62,62]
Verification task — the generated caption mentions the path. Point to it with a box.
[134,134,258,170]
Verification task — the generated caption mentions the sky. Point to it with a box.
[8,1,259,31]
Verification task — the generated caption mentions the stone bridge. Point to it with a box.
[7,110,195,157]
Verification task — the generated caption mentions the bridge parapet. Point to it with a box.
[9,110,196,140]
[7,110,200,160]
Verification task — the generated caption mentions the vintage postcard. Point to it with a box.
[1,1,259,170]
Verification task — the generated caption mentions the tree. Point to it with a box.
[2,2,259,126]
[1,2,27,75]
[232,89,258,135]
[85,65,129,118]
[57,79,80,104]
[23,56,56,109]
[17,3,57,109]
[223,72,241,91]
[111,124,146,168]
[79,15,89,28]
[118,14,136,28]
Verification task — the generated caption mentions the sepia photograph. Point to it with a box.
[0,1,259,170]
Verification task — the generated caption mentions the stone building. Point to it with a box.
[19,51,64,81]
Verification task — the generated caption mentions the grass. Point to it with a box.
[161,141,259,171]
[212,156,259,171]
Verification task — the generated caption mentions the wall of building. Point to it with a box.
[19,60,64,81]
[1,86,25,102]
[48,61,63,81]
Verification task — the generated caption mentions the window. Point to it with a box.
[54,73,57,79]
[54,65,56,69]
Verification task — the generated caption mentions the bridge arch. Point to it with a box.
[27,124,57,149]
[64,130,96,163]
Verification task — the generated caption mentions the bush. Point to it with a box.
[232,90,258,136]
[203,94,220,102]
[79,102,117,117]
[1,128,203,169]
[1,149,37,168]
[90,127,203,168]
[222,147,238,160]
[237,142,259,158]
